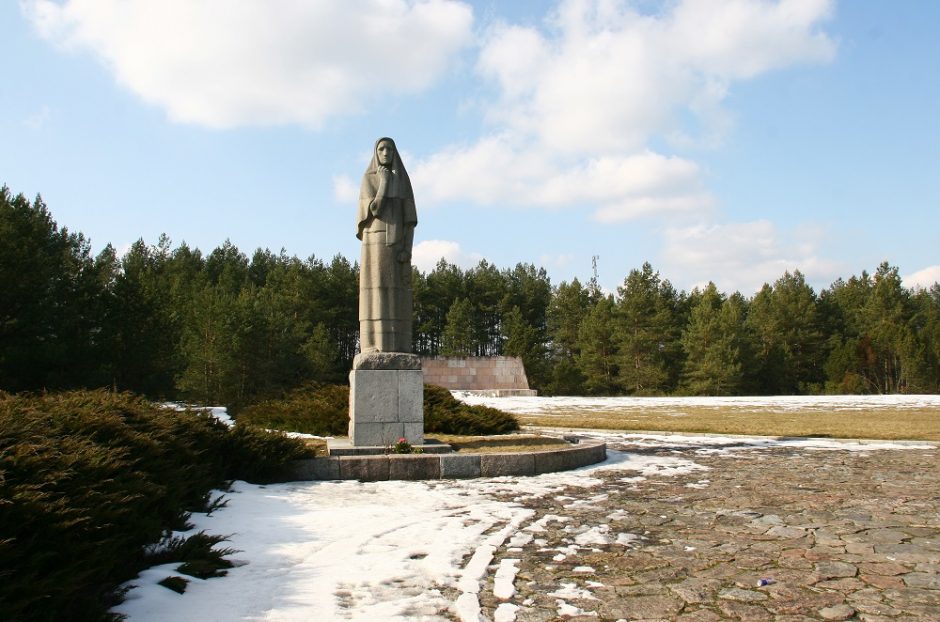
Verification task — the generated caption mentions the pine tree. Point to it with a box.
[0,188,106,391]
[500,263,551,385]
[681,284,750,395]
[466,260,506,355]
[177,281,238,404]
[614,263,682,395]
[502,305,546,387]
[821,273,871,392]
[415,259,466,355]
[545,279,590,394]
[822,264,930,394]
[577,295,619,394]
[303,322,343,383]
[107,239,183,396]
[442,298,475,356]
[861,263,917,393]
[910,284,940,392]
[748,271,824,393]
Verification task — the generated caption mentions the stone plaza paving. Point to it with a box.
[471,438,940,621]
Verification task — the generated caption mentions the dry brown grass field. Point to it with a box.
[298,397,940,453]
[515,403,940,441]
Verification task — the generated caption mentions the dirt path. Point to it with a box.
[473,439,940,621]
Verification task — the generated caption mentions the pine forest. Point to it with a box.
[3,185,939,406]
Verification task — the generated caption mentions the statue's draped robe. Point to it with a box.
[356,140,417,353]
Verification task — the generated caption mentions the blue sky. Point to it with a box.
[2,0,938,295]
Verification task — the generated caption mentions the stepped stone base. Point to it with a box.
[327,438,452,456]
[285,439,608,482]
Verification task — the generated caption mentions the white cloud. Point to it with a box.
[476,0,836,156]
[904,265,940,290]
[659,220,841,294]
[418,0,835,219]
[412,135,714,221]
[412,239,483,272]
[23,0,474,128]
[332,175,359,203]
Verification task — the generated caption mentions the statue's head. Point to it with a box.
[376,138,395,167]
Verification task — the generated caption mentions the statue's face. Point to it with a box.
[376,140,394,166]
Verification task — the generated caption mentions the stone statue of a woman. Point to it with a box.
[355,137,417,357]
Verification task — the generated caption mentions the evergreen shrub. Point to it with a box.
[237,383,519,437]
[423,384,520,435]
[237,383,349,435]
[0,390,311,622]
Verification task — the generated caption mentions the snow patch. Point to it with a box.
[616,532,642,547]
[113,406,934,621]
[494,602,519,622]
[454,392,940,416]
[549,582,597,600]
[574,525,613,546]
[524,514,570,533]
[493,558,520,600]
[556,600,598,617]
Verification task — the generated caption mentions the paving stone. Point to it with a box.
[513,607,556,621]
[676,610,721,622]
[815,577,866,591]
[849,599,903,617]
[883,586,940,606]
[843,528,909,544]
[717,600,772,620]
[765,525,806,539]
[814,560,858,579]
[717,587,767,602]
[752,514,784,527]
[815,528,851,546]
[874,543,937,563]
[818,603,856,620]
[901,572,940,589]
[845,542,875,556]
[895,603,940,617]
[669,578,720,604]
[597,594,684,619]
[805,545,846,561]
[860,573,906,589]
[859,561,910,576]
[909,536,940,551]
[472,445,940,622]
[612,583,670,596]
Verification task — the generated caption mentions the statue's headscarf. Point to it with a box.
[357,137,416,243]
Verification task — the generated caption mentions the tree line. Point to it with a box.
[3,185,939,405]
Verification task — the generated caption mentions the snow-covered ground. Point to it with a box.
[453,392,940,416]
[113,404,936,621]
[163,403,234,426]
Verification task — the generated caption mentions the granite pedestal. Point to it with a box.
[348,352,424,447]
